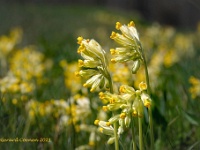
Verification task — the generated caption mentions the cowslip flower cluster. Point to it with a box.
[0,47,48,95]
[0,27,22,58]
[75,37,110,92]
[76,21,153,149]
[189,76,200,99]
[110,21,143,74]
[25,99,70,125]
[95,82,151,144]
[60,60,84,94]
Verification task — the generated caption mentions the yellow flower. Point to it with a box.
[189,76,200,99]
[110,21,143,74]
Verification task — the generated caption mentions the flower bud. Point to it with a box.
[120,112,126,119]
[116,22,122,30]
[107,103,123,111]
[90,76,103,92]
[124,116,131,127]
[132,60,140,74]
[107,137,115,145]
[98,126,114,136]
[79,59,100,68]
[140,92,151,108]
[108,114,120,124]
[82,39,104,59]
[77,36,83,44]
[139,82,147,91]
[110,32,134,47]
[118,126,124,135]
[89,132,95,146]
[94,119,100,125]
[119,85,135,94]
[78,69,98,78]
[83,74,101,88]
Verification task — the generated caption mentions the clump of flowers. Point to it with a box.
[0,27,22,77]
[75,37,111,93]
[189,76,200,99]
[0,30,52,107]
[76,21,153,150]
[0,27,22,58]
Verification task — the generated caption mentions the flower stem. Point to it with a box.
[113,112,119,150]
[107,70,119,150]
[138,117,143,150]
[148,107,154,150]
[140,46,154,150]
[131,116,137,150]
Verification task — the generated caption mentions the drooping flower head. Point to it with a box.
[76,37,110,92]
[110,21,143,74]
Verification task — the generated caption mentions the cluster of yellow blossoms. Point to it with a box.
[95,82,151,144]
[76,36,111,92]
[189,76,200,99]
[76,21,152,147]
[0,29,52,106]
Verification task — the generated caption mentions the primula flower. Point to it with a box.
[76,37,110,92]
[110,21,143,74]
[96,82,151,140]
[189,76,200,99]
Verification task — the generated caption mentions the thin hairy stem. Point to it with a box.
[138,117,143,150]
[131,116,137,150]
[106,63,119,150]
[113,112,119,150]
[148,107,154,150]
[140,45,154,150]
[109,82,119,150]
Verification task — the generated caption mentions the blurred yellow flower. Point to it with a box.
[189,76,200,99]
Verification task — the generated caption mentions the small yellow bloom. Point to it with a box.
[106,122,111,126]
[110,31,117,39]
[110,48,116,55]
[139,82,147,91]
[102,106,108,111]
[78,59,84,67]
[128,21,135,27]
[144,99,151,108]
[99,92,104,99]
[12,98,18,105]
[120,112,126,119]
[132,110,137,117]
[111,58,116,63]
[107,137,115,145]
[94,119,100,125]
[116,22,122,30]
[77,44,85,53]
[77,36,83,44]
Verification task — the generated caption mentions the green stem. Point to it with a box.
[141,47,151,94]
[113,112,119,150]
[141,46,154,150]
[23,117,31,137]
[148,107,154,150]
[107,69,119,150]
[138,117,143,150]
[131,116,137,150]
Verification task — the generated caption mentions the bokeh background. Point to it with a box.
[0,0,200,149]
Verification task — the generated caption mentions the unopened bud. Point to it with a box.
[132,60,140,74]
[107,137,115,145]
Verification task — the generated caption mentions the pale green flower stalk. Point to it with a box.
[110,21,154,149]
[76,37,119,150]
